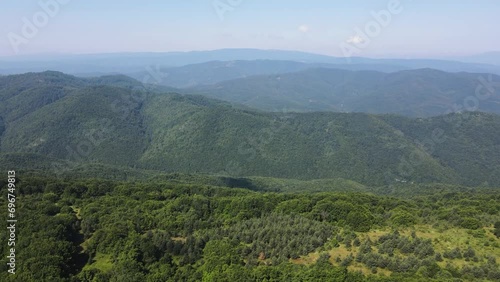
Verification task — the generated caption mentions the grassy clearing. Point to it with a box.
[83,253,113,272]
[291,224,500,275]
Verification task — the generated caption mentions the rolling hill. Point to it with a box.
[1,72,500,187]
[126,60,412,88]
[188,68,500,117]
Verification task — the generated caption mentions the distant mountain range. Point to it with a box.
[1,71,500,187]
[186,67,500,117]
[449,52,500,66]
[2,49,500,75]
[127,60,410,88]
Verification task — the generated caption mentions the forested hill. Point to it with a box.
[1,71,500,187]
[1,176,499,281]
[188,68,500,117]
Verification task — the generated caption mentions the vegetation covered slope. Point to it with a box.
[0,176,499,281]
[127,60,412,88]
[1,71,500,281]
[189,68,500,117]
[129,60,313,88]
[1,72,500,187]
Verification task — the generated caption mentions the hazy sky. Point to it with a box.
[1,0,499,58]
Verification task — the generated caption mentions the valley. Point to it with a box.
[1,53,499,282]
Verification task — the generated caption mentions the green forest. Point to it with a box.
[0,174,499,281]
[1,72,500,281]
[1,72,500,187]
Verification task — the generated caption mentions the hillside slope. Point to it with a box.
[1,72,499,187]
[189,68,500,117]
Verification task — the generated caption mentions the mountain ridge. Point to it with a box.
[1,72,500,187]
[187,67,500,117]
[2,49,500,75]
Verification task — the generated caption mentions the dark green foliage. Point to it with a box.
[375,232,435,265]
[382,112,500,187]
[460,217,482,229]
[2,72,500,186]
[494,222,500,238]
[0,116,4,137]
[346,210,374,232]
[391,210,418,227]
[463,247,477,260]
[201,239,243,274]
[219,213,337,263]
[0,175,498,281]
[189,68,500,117]
[443,248,463,260]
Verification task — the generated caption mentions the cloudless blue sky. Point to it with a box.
[0,0,499,58]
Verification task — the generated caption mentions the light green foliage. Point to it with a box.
[0,176,498,281]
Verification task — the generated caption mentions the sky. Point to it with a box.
[0,0,499,58]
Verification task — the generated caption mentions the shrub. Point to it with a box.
[459,217,481,229]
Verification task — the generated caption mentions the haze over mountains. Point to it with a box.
[187,67,500,117]
[3,49,499,117]
[1,49,500,188]
[2,49,500,75]
[3,0,500,279]
[449,51,500,66]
